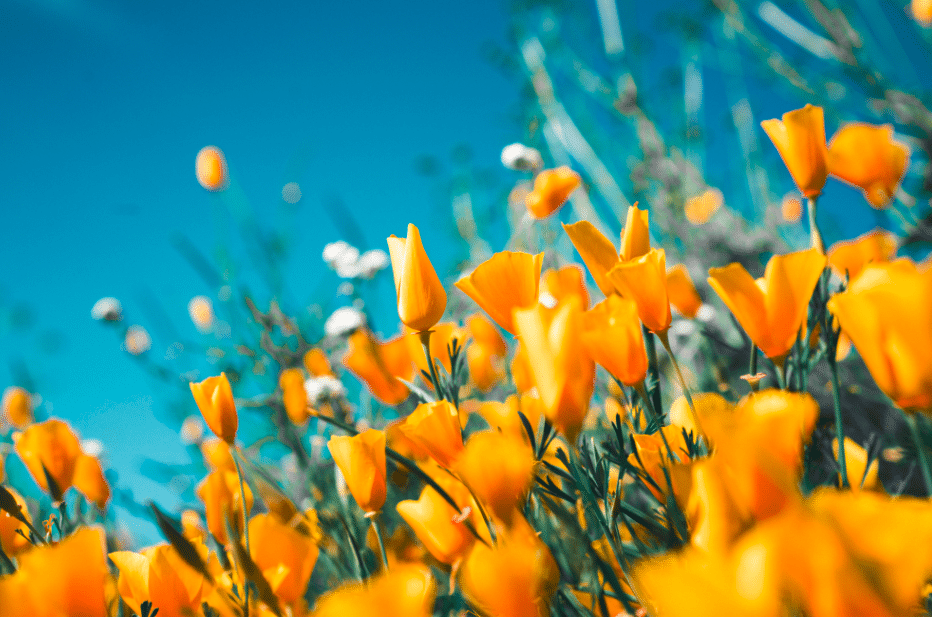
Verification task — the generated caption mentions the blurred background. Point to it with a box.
[2,0,932,543]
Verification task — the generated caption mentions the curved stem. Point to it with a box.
[807,196,825,254]
[828,355,848,489]
[233,452,252,614]
[419,330,445,402]
[370,514,390,573]
[657,332,704,437]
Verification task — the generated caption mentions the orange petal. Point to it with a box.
[455,251,544,335]
[562,220,619,297]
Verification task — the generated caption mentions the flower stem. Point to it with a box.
[370,514,390,573]
[657,331,704,437]
[907,414,932,496]
[233,451,252,614]
[828,354,848,489]
[642,325,663,415]
[807,196,825,254]
[748,343,759,392]
[418,330,445,402]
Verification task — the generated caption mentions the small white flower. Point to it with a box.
[356,249,389,279]
[323,241,360,278]
[91,297,122,322]
[696,304,717,324]
[669,319,697,339]
[501,143,543,172]
[124,325,151,355]
[304,375,347,405]
[81,439,105,457]
[337,282,355,297]
[180,415,205,445]
[325,306,366,337]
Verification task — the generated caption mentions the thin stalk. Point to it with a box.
[807,196,825,254]
[748,343,759,392]
[418,330,445,402]
[233,452,252,613]
[907,414,932,496]
[370,515,390,573]
[642,326,663,415]
[657,332,704,437]
[827,347,848,489]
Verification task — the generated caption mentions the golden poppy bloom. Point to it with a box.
[539,264,590,310]
[0,526,109,617]
[195,145,228,191]
[684,188,723,225]
[396,485,475,565]
[402,400,464,468]
[343,329,413,406]
[328,429,387,514]
[510,341,535,394]
[827,260,932,413]
[187,295,215,333]
[607,248,673,334]
[2,386,32,429]
[828,123,910,209]
[826,228,898,281]
[466,313,508,392]
[189,373,238,444]
[832,438,879,492]
[708,248,827,361]
[14,418,83,499]
[0,486,31,557]
[562,220,621,296]
[304,348,333,376]
[477,394,544,444]
[387,223,447,332]
[761,104,828,198]
[781,193,803,222]
[201,436,237,472]
[73,453,110,509]
[628,426,692,502]
[455,430,536,524]
[524,166,581,219]
[914,0,932,24]
[455,251,544,335]
[279,368,309,425]
[459,516,560,617]
[669,392,735,443]
[110,543,213,617]
[313,563,436,617]
[248,513,320,605]
[580,296,648,387]
[666,265,703,319]
[196,469,254,544]
[513,298,595,442]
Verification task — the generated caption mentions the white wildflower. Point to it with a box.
[325,306,365,337]
[91,297,122,322]
[355,249,389,279]
[304,375,347,405]
[501,143,543,172]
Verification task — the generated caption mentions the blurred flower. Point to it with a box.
[684,188,723,225]
[387,223,447,332]
[2,386,32,429]
[669,392,734,443]
[281,181,302,204]
[313,563,436,617]
[832,437,879,492]
[666,265,703,319]
[279,368,310,424]
[501,143,543,172]
[90,297,122,322]
[524,166,581,219]
[303,348,333,376]
[0,486,31,557]
[828,123,909,208]
[781,193,803,222]
[466,313,508,392]
[356,249,390,279]
[304,375,347,405]
[110,542,213,617]
[455,431,536,524]
[396,485,475,565]
[826,228,898,281]
[708,248,826,361]
[510,341,535,394]
[73,453,110,509]
[540,265,589,310]
[201,436,236,472]
[328,429,387,515]
[195,146,228,191]
[189,373,238,444]
[914,0,932,24]
[180,415,205,445]
[607,248,672,334]
[197,469,254,544]
[181,510,206,542]
[455,251,544,335]
[188,296,215,333]
[827,259,932,412]
[477,394,544,444]
[402,400,464,468]
[513,298,594,441]
[628,426,692,502]
[123,325,151,355]
[580,296,648,387]
[14,418,82,500]
[343,329,413,405]
[248,513,320,605]
[761,104,828,198]
[324,306,366,337]
[323,240,360,277]
[407,321,466,377]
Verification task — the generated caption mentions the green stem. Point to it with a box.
[642,325,663,415]
[419,330,445,402]
[657,332,703,437]
[370,515,390,572]
[748,343,759,392]
[233,452,252,614]
[828,356,848,489]
[807,196,825,254]
[907,414,932,496]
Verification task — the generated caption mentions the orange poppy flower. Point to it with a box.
[914,0,932,24]
[666,265,703,319]
[455,251,544,335]
[0,486,31,557]
[465,314,507,392]
[387,223,447,332]
[110,542,213,617]
[684,188,723,225]
[248,513,320,605]
[73,453,110,509]
[828,123,910,209]
[303,348,333,376]
[781,194,803,222]
[401,401,464,468]
[607,248,672,334]
[708,248,827,361]
[343,329,413,405]
[313,564,436,617]
[189,373,238,444]
[195,146,228,191]
[407,321,466,377]
[1,386,32,429]
[201,436,237,472]
[832,438,879,492]
[196,469,254,544]
[396,485,475,565]
[455,431,536,524]
[761,104,828,198]
[826,228,898,281]
[510,341,535,394]
[279,368,310,425]
[14,418,83,500]
[524,166,581,219]
[539,264,590,309]
[328,429,387,514]
[580,295,648,386]
[476,393,544,444]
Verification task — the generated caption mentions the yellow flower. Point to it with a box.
[387,223,447,332]
[539,264,590,309]
[327,429,387,514]
[195,146,228,191]
[343,329,413,406]
[455,431,536,524]
[201,436,237,472]
[313,563,436,617]
[669,392,735,443]
[607,248,672,334]
[0,486,31,557]
[562,220,621,296]
[524,166,580,219]
[406,321,466,378]
[248,514,320,605]
[466,313,508,392]
[828,123,910,209]
[402,401,463,468]
[832,437,879,492]
[2,386,32,429]
[826,228,898,281]
[781,193,803,223]
[619,204,651,262]
[827,260,932,412]
[914,0,932,24]
[14,418,83,500]
[459,516,559,617]
[196,469,254,544]
[110,543,213,617]
[279,368,309,425]
[513,298,595,442]
[73,453,110,509]
[761,104,828,198]
[628,426,692,503]
[303,348,333,376]
[684,188,723,225]
[580,295,648,386]
[666,265,703,319]
[455,251,544,335]
[477,393,544,444]
[396,485,475,565]
[189,373,238,444]
[708,248,827,361]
